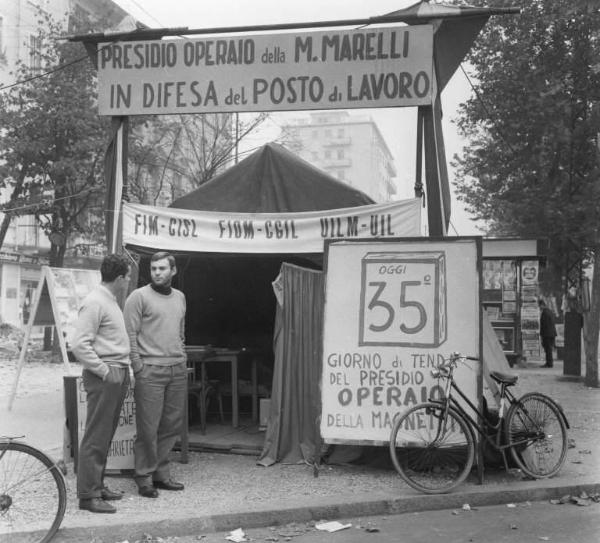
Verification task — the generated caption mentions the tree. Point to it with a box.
[0,9,110,266]
[452,0,600,385]
[128,112,270,205]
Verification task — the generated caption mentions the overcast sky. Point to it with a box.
[112,0,483,235]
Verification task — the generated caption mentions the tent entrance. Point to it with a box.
[129,247,322,448]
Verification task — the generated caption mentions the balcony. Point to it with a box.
[386,178,398,196]
[385,160,397,177]
[322,137,352,146]
[322,158,352,168]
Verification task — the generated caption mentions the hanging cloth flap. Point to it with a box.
[258,263,324,466]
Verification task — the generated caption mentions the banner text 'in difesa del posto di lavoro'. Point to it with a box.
[97,25,434,115]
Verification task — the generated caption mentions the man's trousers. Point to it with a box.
[541,336,555,367]
[133,362,187,487]
[77,366,130,499]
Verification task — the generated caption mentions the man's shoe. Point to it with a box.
[101,487,123,501]
[79,498,116,514]
[153,479,184,491]
[138,485,159,498]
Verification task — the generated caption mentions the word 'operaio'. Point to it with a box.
[337,384,444,407]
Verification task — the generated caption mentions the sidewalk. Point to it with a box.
[3,357,600,542]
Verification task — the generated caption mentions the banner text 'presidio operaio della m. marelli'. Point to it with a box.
[97,25,434,115]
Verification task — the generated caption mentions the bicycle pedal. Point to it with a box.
[506,468,523,478]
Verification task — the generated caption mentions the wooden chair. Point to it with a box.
[188,379,225,428]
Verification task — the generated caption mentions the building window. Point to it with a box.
[325,129,332,138]
[337,128,344,138]
[324,150,331,159]
[311,151,318,161]
[312,130,318,139]
[338,170,345,180]
[29,34,42,71]
[337,149,344,159]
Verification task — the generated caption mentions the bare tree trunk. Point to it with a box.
[584,245,600,388]
[0,167,28,249]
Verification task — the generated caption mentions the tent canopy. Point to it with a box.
[170,143,375,213]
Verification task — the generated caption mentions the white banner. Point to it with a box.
[98,25,433,115]
[122,199,422,253]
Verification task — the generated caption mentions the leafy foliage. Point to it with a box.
[0,8,274,262]
[453,0,600,292]
[0,8,110,265]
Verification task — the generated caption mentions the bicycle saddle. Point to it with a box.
[489,371,518,385]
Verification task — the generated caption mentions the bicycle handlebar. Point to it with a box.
[450,352,479,362]
[430,353,479,379]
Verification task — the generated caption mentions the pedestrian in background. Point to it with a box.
[71,254,131,514]
[124,251,187,498]
[539,299,557,368]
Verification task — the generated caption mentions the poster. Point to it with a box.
[520,260,540,359]
[321,238,481,444]
[521,260,539,285]
[502,301,517,314]
[482,260,516,291]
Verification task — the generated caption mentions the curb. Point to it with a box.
[52,480,600,542]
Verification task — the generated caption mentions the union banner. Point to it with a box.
[122,199,422,253]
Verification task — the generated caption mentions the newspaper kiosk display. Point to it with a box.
[321,238,482,444]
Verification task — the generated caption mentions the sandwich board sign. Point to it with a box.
[8,266,100,409]
[65,375,136,472]
[320,238,482,445]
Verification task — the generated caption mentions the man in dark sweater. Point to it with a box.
[71,254,132,514]
[124,252,187,498]
[539,299,557,368]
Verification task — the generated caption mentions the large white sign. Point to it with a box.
[122,199,422,253]
[321,239,481,444]
[97,25,433,115]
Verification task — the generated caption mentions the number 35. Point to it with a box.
[367,281,427,334]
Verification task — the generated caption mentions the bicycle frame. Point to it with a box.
[428,358,538,455]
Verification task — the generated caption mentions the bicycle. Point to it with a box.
[0,437,67,543]
[389,353,569,494]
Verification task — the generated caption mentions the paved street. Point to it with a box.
[59,500,598,543]
[2,356,600,543]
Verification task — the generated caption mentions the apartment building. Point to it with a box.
[283,110,397,203]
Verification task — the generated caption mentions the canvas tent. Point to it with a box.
[123,144,422,463]
[125,143,421,349]
[166,143,369,348]
[170,143,375,213]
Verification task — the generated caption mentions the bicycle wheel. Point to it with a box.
[0,441,67,543]
[505,393,568,478]
[389,402,475,494]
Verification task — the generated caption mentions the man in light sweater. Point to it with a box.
[124,251,187,498]
[71,254,131,514]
